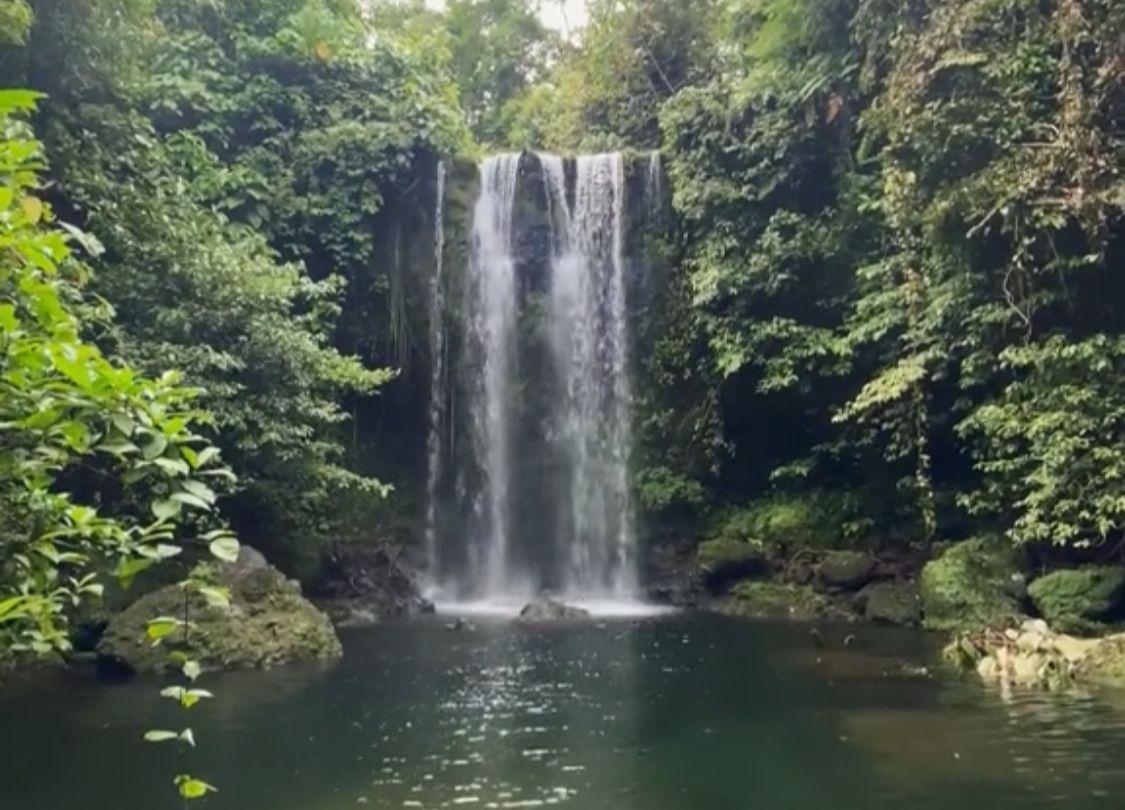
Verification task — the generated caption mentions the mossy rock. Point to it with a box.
[724,582,854,622]
[97,558,341,675]
[1075,636,1125,688]
[919,537,1027,631]
[696,538,768,591]
[817,551,877,591]
[861,581,922,626]
[1028,567,1125,634]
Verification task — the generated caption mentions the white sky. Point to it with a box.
[418,1,589,34]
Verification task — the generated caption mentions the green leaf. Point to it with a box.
[151,497,182,522]
[183,660,202,681]
[146,617,182,642]
[180,728,196,747]
[175,776,217,800]
[209,536,240,563]
[144,730,180,743]
[197,585,230,609]
[180,479,216,504]
[171,491,212,511]
[141,432,168,461]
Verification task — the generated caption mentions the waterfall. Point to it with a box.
[467,154,521,597]
[547,154,636,596]
[431,152,641,605]
[424,161,446,590]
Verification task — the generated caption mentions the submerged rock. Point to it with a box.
[816,551,877,591]
[722,581,855,622]
[97,548,341,675]
[518,598,591,622]
[695,538,769,592]
[1028,567,1125,634]
[860,581,922,626]
[919,537,1027,631]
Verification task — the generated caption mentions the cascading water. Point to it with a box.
[428,152,665,610]
[545,154,636,596]
[424,161,446,589]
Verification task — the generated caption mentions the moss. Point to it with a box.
[919,537,1027,631]
[1028,567,1125,633]
[817,551,877,590]
[98,565,341,675]
[863,581,922,626]
[715,491,862,556]
[724,581,854,621]
[696,538,768,590]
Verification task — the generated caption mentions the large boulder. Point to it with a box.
[518,598,591,622]
[817,551,877,591]
[860,581,922,626]
[98,549,342,675]
[696,539,768,592]
[919,537,1027,631]
[1028,567,1125,634]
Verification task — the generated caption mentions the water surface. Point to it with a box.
[2,613,1124,809]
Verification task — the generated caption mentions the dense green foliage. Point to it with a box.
[510,0,1125,556]
[0,91,235,653]
[2,0,469,577]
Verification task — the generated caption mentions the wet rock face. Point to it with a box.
[518,598,591,622]
[311,542,435,626]
[97,547,342,676]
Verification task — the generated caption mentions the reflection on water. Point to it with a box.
[2,615,1125,809]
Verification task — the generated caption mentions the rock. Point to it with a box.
[518,598,591,622]
[1028,567,1125,634]
[919,537,1027,631]
[861,581,922,626]
[310,541,433,625]
[722,581,855,622]
[1075,636,1125,688]
[97,551,342,675]
[817,551,877,591]
[695,539,769,592]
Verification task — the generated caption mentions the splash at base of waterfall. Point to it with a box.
[431,595,674,620]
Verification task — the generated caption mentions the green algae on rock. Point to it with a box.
[919,538,1027,631]
[97,553,341,675]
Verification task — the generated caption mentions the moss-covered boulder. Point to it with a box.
[97,553,341,675]
[919,537,1027,631]
[861,581,922,626]
[696,538,768,591]
[1028,567,1125,634]
[723,582,854,621]
[817,551,877,591]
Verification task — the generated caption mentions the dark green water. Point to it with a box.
[2,613,1125,809]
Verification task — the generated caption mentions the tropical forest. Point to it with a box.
[1,0,1124,807]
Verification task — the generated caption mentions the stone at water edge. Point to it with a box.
[695,538,769,592]
[1028,567,1125,634]
[518,598,591,621]
[860,581,922,626]
[97,548,342,675]
[816,551,878,591]
[919,537,1027,631]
